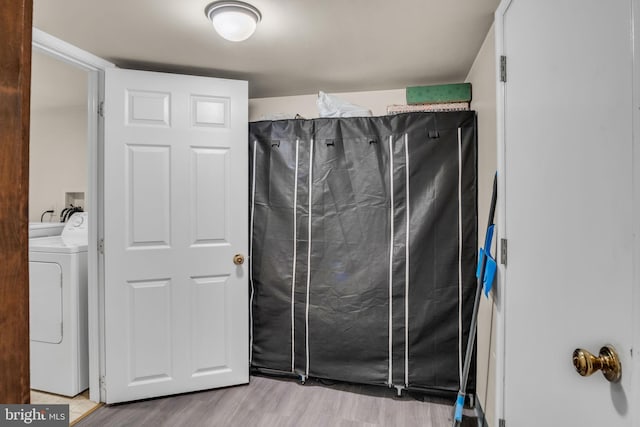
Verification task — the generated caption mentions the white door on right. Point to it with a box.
[499,0,635,426]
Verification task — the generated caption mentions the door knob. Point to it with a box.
[233,254,245,265]
[572,345,621,383]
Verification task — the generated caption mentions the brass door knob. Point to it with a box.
[233,254,245,265]
[572,345,621,383]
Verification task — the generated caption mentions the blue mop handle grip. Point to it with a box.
[454,393,465,422]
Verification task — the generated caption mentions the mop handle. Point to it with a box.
[452,173,497,426]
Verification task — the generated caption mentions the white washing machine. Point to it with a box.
[29,212,89,396]
[29,222,65,238]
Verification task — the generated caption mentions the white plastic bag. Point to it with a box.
[316,91,372,118]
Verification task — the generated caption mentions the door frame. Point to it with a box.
[32,28,114,403]
[493,2,509,423]
[494,0,640,425]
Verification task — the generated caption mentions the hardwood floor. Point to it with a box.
[77,375,478,427]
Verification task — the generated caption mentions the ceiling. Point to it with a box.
[32,0,500,99]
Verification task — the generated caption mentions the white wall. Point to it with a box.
[29,105,88,222]
[465,24,497,427]
[249,89,405,121]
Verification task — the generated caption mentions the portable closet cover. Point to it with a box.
[249,112,477,396]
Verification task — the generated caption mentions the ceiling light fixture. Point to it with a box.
[204,1,262,42]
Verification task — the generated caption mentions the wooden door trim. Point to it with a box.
[0,0,33,404]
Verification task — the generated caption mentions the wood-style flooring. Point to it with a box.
[31,389,102,425]
[77,375,478,427]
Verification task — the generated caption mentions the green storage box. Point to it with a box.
[406,83,472,105]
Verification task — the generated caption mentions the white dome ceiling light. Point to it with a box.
[204,1,262,42]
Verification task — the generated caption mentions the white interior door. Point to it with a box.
[103,68,248,403]
[497,1,635,425]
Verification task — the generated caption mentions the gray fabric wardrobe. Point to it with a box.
[249,111,477,398]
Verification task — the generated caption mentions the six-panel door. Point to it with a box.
[103,69,248,403]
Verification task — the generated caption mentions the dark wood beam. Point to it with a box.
[0,0,32,404]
